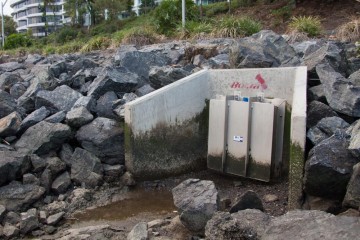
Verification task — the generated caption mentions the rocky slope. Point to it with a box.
[0,30,359,239]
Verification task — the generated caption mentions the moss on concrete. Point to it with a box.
[288,142,305,210]
[282,105,292,177]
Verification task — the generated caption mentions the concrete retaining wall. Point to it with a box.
[125,66,307,208]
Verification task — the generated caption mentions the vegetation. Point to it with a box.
[288,15,322,37]
[211,16,262,38]
[4,34,32,50]
[336,18,360,42]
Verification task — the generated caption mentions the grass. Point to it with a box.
[288,15,322,37]
[211,16,262,38]
[336,17,360,42]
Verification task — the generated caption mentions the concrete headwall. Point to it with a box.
[125,66,307,209]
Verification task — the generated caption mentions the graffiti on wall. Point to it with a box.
[231,74,268,90]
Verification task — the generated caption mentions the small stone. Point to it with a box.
[263,194,279,203]
[233,181,243,187]
[230,190,264,213]
[43,225,57,234]
[147,219,168,229]
[39,211,47,223]
[20,208,39,234]
[4,211,20,225]
[23,173,40,185]
[46,211,65,226]
[127,222,148,240]
[121,172,136,186]
[0,204,6,222]
[3,225,19,239]
[219,198,231,211]
[32,229,45,237]
[58,194,66,201]
[337,208,360,217]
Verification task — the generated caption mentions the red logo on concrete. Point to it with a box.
[231,74,268,90]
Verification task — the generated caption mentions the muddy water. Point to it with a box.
[73,187,176,222]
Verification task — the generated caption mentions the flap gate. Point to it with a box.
[207,96,285,182]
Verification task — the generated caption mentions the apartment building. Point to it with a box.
[10,0,70,37]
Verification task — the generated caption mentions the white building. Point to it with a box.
[10,0,71,37]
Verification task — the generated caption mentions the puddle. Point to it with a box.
[72,187,176,222]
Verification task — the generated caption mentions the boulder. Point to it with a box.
[35,85,82,114]
[44,111,66,123]
[304,131,359,199]
[0,62,25,73]
[308,84,326,103]
[49,61,67,78]
[66,106,93,128]
[40,168,52,193]
[23,173,40,185]
[307,101,338,128]
[307,116,349,145]
[15,121,72,155]
[46,157,67,177]
[205,209,271,240]
[343,162,360,209]
[51,171,71,195]
[149,66,190,89]
[135,84,155,97]
[76,117,124,164]
[303,195,341,213]
[19,106,50,134]
[0,112,22,137]
[262,210,360,240]
[25,54,44,65]
[230,190,264,213]
[172,179,218,232]
[209,53,230,68]
[87,67,138,99]
[316,64,360,117]
[20,208,39,234]
[46,211,65,226]
[0,151,31,187]
[30,154,46,173]
[348,120,360,158]
[9,83,27,99]
[0,73,23,92]
[127,222,148,240]
[70,148,104,188]
[59,143,74,167]
[230,30,299,68]
[0,90,17,119]
[69,58,99,76]
[0,204,6,222]
[113,93,138,119]
[4,211,21,225]
[291,40,325,58]
[304,42,347,76]
[0,181,45,211]
[114,49,171,79]
[95,91,118,119]
[3,225,19,239]
[71,96,96,112]
[103,164,125,182]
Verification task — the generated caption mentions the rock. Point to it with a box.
[114,49,171,79]
[66,106,93,128]
[172,179,218,232]
[103,164,125,182]
[230,190,264,213]
[46,157,66,177]
[76,117,124,164]
[0,112,22,137]
[209,54,230,68]
[23,173,40,185]
[147,219,169,229]
[291,40,324,58]
[46,211,65,226]
[3,224,19,239]
[95,91,118,119]
[262,210,360,240]
[149,66,190,89]
[348,120,360,158]
[0,73,23,92]
[87,67,138,99]
[316,64,360,117]
[0,181,45,211]
[0,62,25,73]
[9,83,27,99]
[120,172,136,186]
[193,54,206,66]
[308,84,326,103]
[263,194,279,203]
[39,210,47,223]
[307,101,338,129]
[45,200,67,215]
[70,148,104,188]
[51,171,71,194]
[343,162,360,209]
[304,42,347,76]
[219,198,231,211]
[4,211,20,225]
[56,224,111,240]
[59,143,74,167]
[303,195,340,213]
[307,116,349,145]
[30,154,46,173]
[0,204,6,222]
[71,96,96,112]
[113,93,138,119]
[337,208,360,217]
[25,54,43,65]
[35,85,82,114]
[40,168,52,193]
[69,58,99,76]
[44,111,66,123]
[205,209,271,240]
[49,61,67,78]
[20,208,39,234]
[0,90,17,119]
[135,84,155,97]
[0,151,31,187]
[230,30,299,68]
[127,222,148,240]
[19,106,50,134]
[304,131,359,200]
[15,121,72,155]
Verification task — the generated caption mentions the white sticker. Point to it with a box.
[233,136,244,142]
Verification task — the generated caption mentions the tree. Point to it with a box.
[93,0,128,20]
[0,15,16,36]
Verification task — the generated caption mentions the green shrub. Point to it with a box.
[203,2,228,17]
[177,20,213,39]
[90,19,126,36]
[288,16,322,37]
[271,5,292,23]
[51,26,79,44]
[4,33,32,50]
[153,0,199,35]
[120,26,159,46]
[43,46,56,55]
[80,36,112,53]
[212,16,262,38]
[56,41,83,54]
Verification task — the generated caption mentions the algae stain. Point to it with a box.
[288,142,305,210]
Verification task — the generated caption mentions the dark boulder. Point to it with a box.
[0,62,25,73]
[0,90,17,119]
[304,131,359,199]
[230,190,264,213]
[307,101,338,129]
[66,106,93,128]
[343,162,360,209]
[0,151,31,187]
[149,66,190,89]
[94,91,118,119]
[0,112,22,137]
[15,121,72,155]
[51,171,71,195]
[19,106,50,134]
[0,73,23,92]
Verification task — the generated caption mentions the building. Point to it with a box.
[10,0,70,37]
